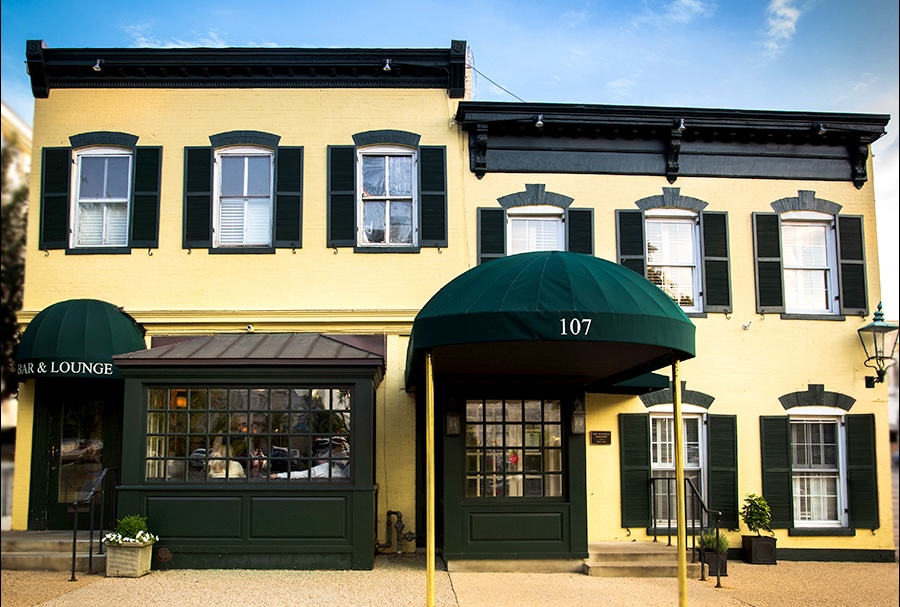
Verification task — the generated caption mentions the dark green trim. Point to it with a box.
[759,416,792,528]
[69,131,138,150]
[131,146,162,248]
[477,208,505,265]
[38,147,71,250]
[700,211,731,313]
[707,414,739,529]
[619,413,651,528]
[419,146,448,247]
[788,527,855,536]
[351,246,422,254]
[753,213,784,313]
[780,314,846,320]
[778,384,856,411]
[773,548,895,562]
[207,247,275,254]
[209,130,280,149]
[274,146,303,248]
[639,382,714,409]
[616,209,645,276]
[846,414,879,529]
[327,146,356,248]
[566,208,593,255]
[64,247,131,255]
[836,215,868,316]
[352,130,420,148]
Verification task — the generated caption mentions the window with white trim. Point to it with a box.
[358,146,417,246]
[507,205,565,254]
[790,417,846,526]
[645,209,701,312]
[781,212,838,314]
[72,147,132,247]
[214,146,274,247]
[650,414,704,524]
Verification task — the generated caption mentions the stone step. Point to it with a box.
[0,531,107,573]
[583,560,701,577]
[0,551,106,573]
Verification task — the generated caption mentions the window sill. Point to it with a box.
[65,247,132,255]
[353,245,421,254]
[780,314,845,321]
[208,247,276,255]
[788,527,855,536]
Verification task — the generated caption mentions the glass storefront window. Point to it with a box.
[146,386,352,482]
[465,399,563,498]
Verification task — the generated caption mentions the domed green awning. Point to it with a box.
[16,299,146,380]
[405,251,695,391]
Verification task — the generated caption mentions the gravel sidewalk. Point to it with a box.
[2,554,898,607]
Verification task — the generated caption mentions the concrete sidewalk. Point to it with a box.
[2,554,898,607]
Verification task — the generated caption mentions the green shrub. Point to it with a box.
[740,493,773,536]
[115,514,150,538]
[700,531,729,553]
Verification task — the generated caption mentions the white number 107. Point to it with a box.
[560,318,591,336]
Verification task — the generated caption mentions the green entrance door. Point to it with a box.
[31,379,123,530]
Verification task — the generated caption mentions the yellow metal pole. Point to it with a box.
[425,352,436,607]
[673,359,687,607]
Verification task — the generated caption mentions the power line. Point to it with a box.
[467,65,526,103]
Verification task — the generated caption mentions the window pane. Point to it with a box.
[388,156,412,196]
[76,203,104,246]
[784,269,829,311]
[246,156,271,196]
[783,224,828,267]
[105,203,128,245]
[245,198,272,244]
[362,201,386,243]
[390,201,413,244]
[509,218,562,254]
[649,266,695,307]
[220,156,245,196]
[105,157,130,198]
[362,156,386,196]
[79,157,106,198]
[646,221,694,264]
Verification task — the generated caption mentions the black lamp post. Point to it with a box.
[857,302,899,388]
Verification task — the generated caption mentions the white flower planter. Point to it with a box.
[104,541,154,577]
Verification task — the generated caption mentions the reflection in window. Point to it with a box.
[359,149,415,246]
[146,386,352,482]
[646,212,700,311]
[782,219,835,313]
[73,149,132,247]
[465,399,562,498]
[651,415,703,525]
[791,419,841,524]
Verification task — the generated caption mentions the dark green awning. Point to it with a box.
[16,299,146,380]
[405,251,695,391]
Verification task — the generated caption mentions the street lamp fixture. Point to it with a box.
[857,302,899,388]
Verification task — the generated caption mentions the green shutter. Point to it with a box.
[760,416,792,529]
[700,211,731,313]
[130,146,162,248]
[836,215,868,316]
[846,414,879,529]
[39,147,71,250]
[419,146,447,247]
[566,208,593,254]
[707,414,738,529]
[616,210,645,276]
[274,146,303,248]
[753,213,784,313]
[327,146,356,248]
[619,413,651,528]
[183,147,212,248]
[478,208,505,265]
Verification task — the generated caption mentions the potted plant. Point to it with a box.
[740,493,777,564]
[699,531,729,576]
[102,514,159,577]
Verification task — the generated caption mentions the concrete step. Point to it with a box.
[0,551,106,573]
[583,541,702,578]
[0,531,106,573]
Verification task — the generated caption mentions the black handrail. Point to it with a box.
[649,476,723,588]
[68,467,118,581]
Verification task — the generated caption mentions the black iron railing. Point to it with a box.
[650,476,723,588]
[68,467,118,581]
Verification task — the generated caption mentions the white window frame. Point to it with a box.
[645,209,702,313]
[506,205,565,255]
[213,145,275,248]
[788,411,848,528]
[781,211,838,314]
[70,146,133,248]
[356,145,418,247]
[648,407,707,525]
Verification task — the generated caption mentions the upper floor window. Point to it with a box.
[507,205,565,254]
[616,188,731,314]
[753,192,867,317]
[645,209,701,312]
[214,147,274,247]
[39,133,161,254]
[358,146,416,246]
[781,212,838,314]
[72,147,133,247]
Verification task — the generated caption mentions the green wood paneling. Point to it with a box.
[619,413,651,527]
[760,416,792,528]
[846,414,879,529]
[707,414,738,528]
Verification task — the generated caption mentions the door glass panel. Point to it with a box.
[57,400,104,503]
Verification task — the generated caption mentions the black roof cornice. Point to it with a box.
[26,39,468,99]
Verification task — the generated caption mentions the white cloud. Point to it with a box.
[763,0,804,55]
[126,25,229,49]
[634,0,716,26]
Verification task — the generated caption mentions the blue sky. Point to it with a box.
[2,0,898,316]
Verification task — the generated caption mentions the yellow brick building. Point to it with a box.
[10,39,896,570]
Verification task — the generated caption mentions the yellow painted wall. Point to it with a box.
[16,83,893,555]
